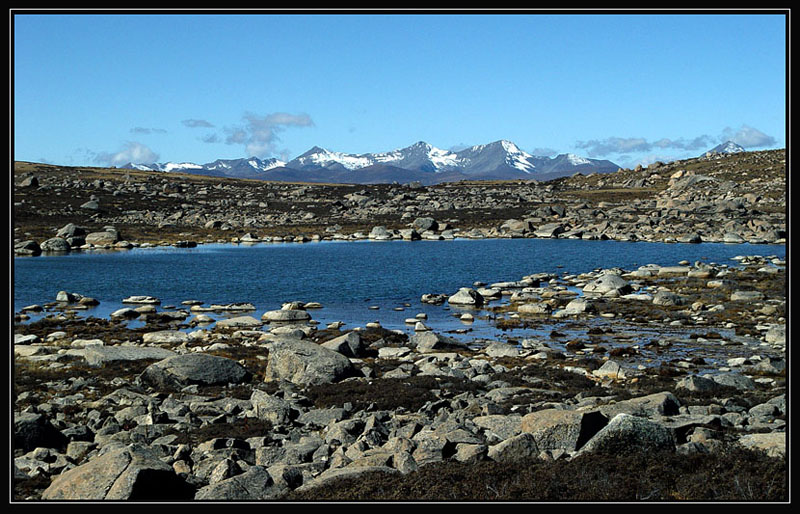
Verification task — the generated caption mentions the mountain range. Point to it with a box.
[121,140,621,184]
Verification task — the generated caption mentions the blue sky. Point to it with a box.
[13,11,787,168]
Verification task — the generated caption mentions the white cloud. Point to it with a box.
[95,141,159,166]
[721,125,777,148]
[222,112,314,158]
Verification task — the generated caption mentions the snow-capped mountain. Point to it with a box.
[120,156,286,179]
[453,140,539,175]
[120,139,620,184]
[705,141,746,156]
[288,141,467,173]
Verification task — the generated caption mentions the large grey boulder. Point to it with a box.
[41,444,194,500]
[320,331,365,357]
[215,315,263,329]
[294,466,399,494]
[261,309,312,323]
[533,223,565,238]
[40,237,72,252]
[521,409,608,452]
[594,391,681,419]
[738,433,786,458]
[652,290,685,306]
[711,372,756,391]
[14,412,68,453]
[487,432,540,462]
[15,240,42,256]
[263,339,357,386]
[409,331,470,353]
[577,414,675,455]
[412,217,438,232]
[368,226,394,240]
[194,466,286,500]
[447,287,484,306]
[85,231,119,246]
[676,375,725,393]
[56,223,86,239]
[139,353,250,390]
[250,389,297,426]
[583,273,633,297]
[141,330,189,345]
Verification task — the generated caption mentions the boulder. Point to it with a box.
[250,389,297,426]
[521,408,608,452]
[533,223,565,238]
[40,237,72,252]
[141,330,189,345]
[261,309,312,323]
[139,353,250,390]
[711,372,756,391]
[447,287,484,306]
[215,315,263,329]
[412,217,438,232]
[518,302,552,315]
[41,444,194,500]
[320,331,365,357]
[594,391,681,419]
[368,226,394,240]
[85,231,119,246]
[577,414,675,455]
[15,240,42,256]
[409,331,469,353]
[487,432,540,462]
[194,466,286,501]
[263,339,357,386]
[14,412,68,453]
[583,273,632,297]
[56,223,86,239]
[652,291,685,306]
[738,433,786,458]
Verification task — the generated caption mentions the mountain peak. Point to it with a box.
[706,140,745,155]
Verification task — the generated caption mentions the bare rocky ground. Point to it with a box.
[12,150,787,501]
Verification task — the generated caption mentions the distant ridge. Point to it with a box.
[121,139,620,184]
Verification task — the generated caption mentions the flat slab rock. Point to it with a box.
[70,345,176,367]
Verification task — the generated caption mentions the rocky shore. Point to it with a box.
[13,251,787,501]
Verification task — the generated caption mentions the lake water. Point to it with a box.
[13,238,785,342]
